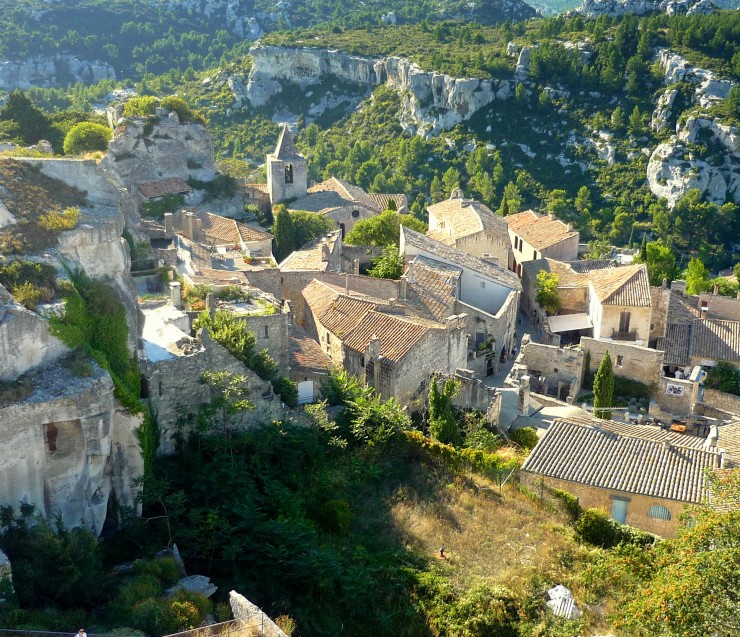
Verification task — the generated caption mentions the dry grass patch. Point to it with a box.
[391,477,580,590]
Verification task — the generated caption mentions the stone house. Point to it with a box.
[288,176,408,237]
[426,190,511,267]
[656,282,740,374]
[520,416,723,537]
[171,209,273,258]
[278,229,343,273]
[289,325,332,405]
[521,259,652,347]
[504,210,579,275]
[301,279,468,403]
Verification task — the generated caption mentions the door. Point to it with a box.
[611,498,628,524]
[297,381,314,405]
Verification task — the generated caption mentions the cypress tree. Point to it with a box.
[639,233,648,262]
[272,205,296,263]
[593,350,614,420]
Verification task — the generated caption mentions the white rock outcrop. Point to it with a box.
[647,117,739,207]
[655,49,732,108]
[576,0,716,17]
[246,46,513,136]
[0,55,115,91]
[0,359,143,535]
[651,88,679,133]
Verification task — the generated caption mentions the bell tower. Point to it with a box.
[267,125,307,204]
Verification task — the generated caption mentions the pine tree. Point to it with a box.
[593,350,614,420]
[272,205,296,263]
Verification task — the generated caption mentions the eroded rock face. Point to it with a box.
[647,117,740,207]
[0,56,115,92]
[100,114,216,187]
[576,0,716,17]
[246,45,512,135]
[655,49,732,108]
[651,88,679,133]
[0,360,143,535]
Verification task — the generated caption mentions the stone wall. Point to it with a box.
[649,286,671,346]
[517,339,584,400]
[702,388,740,416]
[520,472,682,538]
[0,359,142,534]
[580,337,663,390]
[235,305,291,375]
[340,245,383,274]
[142,331,289,455]
[229,591,288,637]
[654,375,695,417]
[0,302,69,381]
[699,292,740,321]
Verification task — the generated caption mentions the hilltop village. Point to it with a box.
[0,6,739,631]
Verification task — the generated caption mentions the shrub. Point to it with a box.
[63,122,112,155]
[549,488,582,521]
[38,206,81,231]
[574,508,656,548]
[318,498,353,535]
[11,281,45,309]
[509,427,539,450]
[613,375,652,400]
[123,96,159,118]
[159,95,193,122]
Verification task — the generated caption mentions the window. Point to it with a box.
[616,355,624,367]
[284,164,293,184]
[479,281,486,288]
[619,310,631,333]
[610,497,629,524]
[351,209,360,218]
[647,505,671,521]
[264,325,269,338]
[46,423,58,454]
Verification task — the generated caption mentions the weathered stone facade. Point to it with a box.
[0,360,143,535]
[515,338,584,401]
[580,337,663,390]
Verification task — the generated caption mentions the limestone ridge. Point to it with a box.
[0,55,116,92]
[647,49,738,208]
[246,45,514,136]
[576,0,717,18]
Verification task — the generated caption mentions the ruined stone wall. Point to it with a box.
[654,375,695,417]
[580,337,663,390]
[0,303,68,381]
[229,591,288,637]
[702,388,740,417]
[142,331,289,455]
[340,245,383,274]
[236,307,291,374]
[518,340,584,398]
[0,360,142,535]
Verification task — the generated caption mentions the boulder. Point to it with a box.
[167,575,218,598]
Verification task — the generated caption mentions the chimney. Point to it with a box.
[344,272,350,296]
[194,218,203,243]
[164,212,174,238]
[353,258,360,275]
[663,438,672,451]
[718,448,727,469]
[368,334,381,359]
[185,212,196,240]
[320,239,330,263]
[169,281,182,309]
[704,424,718,450]
[399,275,408,300]
[566,222,574,232]
[389,297,397,307]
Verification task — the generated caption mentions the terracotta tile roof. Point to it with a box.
[320,295,377,338]
[690,319,740,363]
[405,255,461,321]
[521,417,720,503]
[198,212,272,245]
[716,420,740,468]
[401,227,521,290]
[505,210,578,250]
[427,196,508,244]
[590,264,652,306]
[342,310,430,363]
[302,279,343,320]
[289,326,331,372]
[279,230,341,272]
[138,177,192,199]
[273,125,303,160]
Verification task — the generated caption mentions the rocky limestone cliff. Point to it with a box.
[246,46,513,136]
[576,0,716,18]
[0,55,115,92]
[100,110,216,190]
[0,358,143,535]
[647,116,739,207]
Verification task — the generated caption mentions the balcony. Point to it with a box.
[611,329,637,341]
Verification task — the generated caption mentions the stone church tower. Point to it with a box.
[267,125,307,204]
